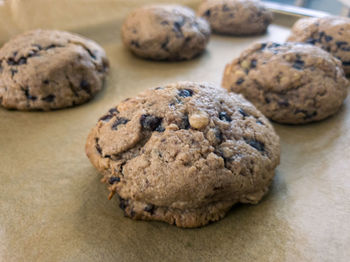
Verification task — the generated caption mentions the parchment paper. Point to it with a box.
[0,8,349,262]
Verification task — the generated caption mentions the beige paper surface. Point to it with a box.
[0,7,349,262]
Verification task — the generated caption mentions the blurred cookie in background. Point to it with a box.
[197,0,273,36]
[222,42,348,124]
[288,16,350,75]
[122,4,211,61]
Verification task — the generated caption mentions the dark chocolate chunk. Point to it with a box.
[179,114,190,129]
[131,40,140,48]
[155,125,165,132]
[95,138,102,155]
[222,4,230,11]
[80,80,91,94]
[256,120,264,125]
[155,87,163,90]
[204,9,211,17]
[85,48,97,60]
[144,204,155,214]
[295,109,317,120]
[173,18,185,37]
[342,61,350,66]
[236,78,245,85]
[140,114,163,131]
[161,37,169,51]
[42,94,55,102]
[325,35,333,42]
[24,88,37,101]
[293,59,304,70]
[109,108,119,114]
[112,117,129,130]
[99,114,114,122]
[108,176,120,184]
[219,112,232,122]
[265,97,271,104]
[238,108,248,117]
[306,38,317,45]
[259,43,267,50]
[42,79,49,85]
[250,59,257,69]
[178,89,193,97]
[118,197,128,211]
[10,68,18,77]
[215,129,223,143]
[336,41,347,48]
[244,138,265,153]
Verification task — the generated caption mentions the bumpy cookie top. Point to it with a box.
[197,0,273,35]
[222,42,348,124]
[86,82,280,227]
[0,29,109,110]
[287,16,350,74]
[121,5,210,60]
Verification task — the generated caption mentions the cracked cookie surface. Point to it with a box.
[85,82,280,228]
[121,5,210,61]
[197,0,273,36]
[287,16,350,75]
[0,29,109,110]
[222,42,348,124]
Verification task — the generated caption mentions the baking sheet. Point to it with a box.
[1,9,350,262]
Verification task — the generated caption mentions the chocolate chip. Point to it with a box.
[24,88,37,101]
[204,9,211,17]
[32,44,43,50]
[42,79,49,85]
[161,21,169,25]
[112,117,129,130]
[250,59,257,69]
[265,97,271,104]
[42,94,55,102]
[293,59,304,70]
[10,68,18,77]
[155,87,163,90]
[236,78,245,85]
[131,40,140,48]
[215,129,223,143]
[244,138,265,153]
[173,18,185,37]
[179,114,190,129]
[99,114,114,122]
[219,112,232,122]
[85,48,97,60]
[295,109,317,120]
[161,37,169,51]
[238,108,248,117]
[95,138,102,155]
[155,125,165,132]
[259,43,267,50]
[109,108,119,114]
[144,204,155,214]
[178,89,193,97]
[18,57,27,65]
[222,4,230,11]
[140,114,163,131]
[342,61,350,66]
[306,38,317,45]
[256,120,264,125]
[325,35,333,42]
[336,41,347,48]
[118,197,128,211]
[80,80,91,94]
[108,176,120,184]
[45,44,59,50]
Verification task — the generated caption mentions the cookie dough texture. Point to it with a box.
[121,5,211,60]
[197,0,273,35]
[86,82,280,228]
[287,16,350,75]
[222,42,348,124]
[0,29,109,111]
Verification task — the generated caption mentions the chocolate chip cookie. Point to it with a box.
[222,42,348,124]
[287,16,350,75]
[85,82,280,228]
[121,5,210,61]
[197,0,273,36]
[0,29,109,111]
